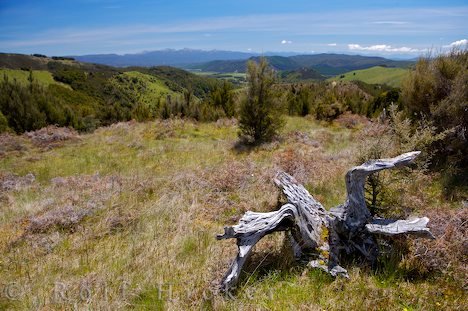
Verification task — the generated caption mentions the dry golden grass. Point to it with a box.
[0,117,465,310]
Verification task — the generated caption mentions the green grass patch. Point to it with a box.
[0,68,71,89]
[328,66,409,88]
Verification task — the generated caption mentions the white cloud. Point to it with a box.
[371,21,408,25]
[1,6,466,54]
[5,8,466,47]
[443,39,467,48]
[348,43,423,53]
[327,43,337,46]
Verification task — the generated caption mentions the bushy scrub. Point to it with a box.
[402,49,468,197]
[357,105,446,217]
[283,80,395,121]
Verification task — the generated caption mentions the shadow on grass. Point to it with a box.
[228,234,436,296]
[371,239,436,285]
[232,136,282,155]
[230,233,334,296]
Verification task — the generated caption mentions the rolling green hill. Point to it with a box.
[0,53,222,133]
[0,68,72,89]
[290,54,412,75]
[328,66,410,87]
[109,71,179,107]
[139,66,219,98]
[186,54,413,78]
[188,56,301,73]
[280,67,326,82]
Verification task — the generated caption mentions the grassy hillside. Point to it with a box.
[0,54,222,133]
[140,66,219,98]
[0,117,463,310]
[0,68,71,89]
[189,59,248,73]
[328,66,409,87]
[110,71,179,105]
[0,53,57,70]
[187,56,300,73]
[291,54,412,76]
[280,67,326,82]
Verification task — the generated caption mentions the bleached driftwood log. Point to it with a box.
[217,151,434,291]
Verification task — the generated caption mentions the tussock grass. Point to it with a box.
[0,117,465,310]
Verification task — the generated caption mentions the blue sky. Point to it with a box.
[0,0,466,56]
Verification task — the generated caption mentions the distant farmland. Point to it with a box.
[191,71,247,84]
[328,66,409,88]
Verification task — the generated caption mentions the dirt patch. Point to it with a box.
[24,125,80,148]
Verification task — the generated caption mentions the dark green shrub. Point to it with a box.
[209,81,235,117]
[287,84,312,116]
[0,77,47,132]
[238,58,284,144]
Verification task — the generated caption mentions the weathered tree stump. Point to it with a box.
[217,151,434,291]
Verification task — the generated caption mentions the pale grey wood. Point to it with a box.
[273,172,327,249]
[342,151,421,230]
[217,203,298,291]
[217,151,433,292]
[366,217,434,238]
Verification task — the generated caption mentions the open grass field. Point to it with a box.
[192,71,247,84]
[0,68,72,89]
[0,117,465,310]
[328,66,410,88]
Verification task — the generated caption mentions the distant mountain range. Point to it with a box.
[71,49,299,67]
[70,49,414,78]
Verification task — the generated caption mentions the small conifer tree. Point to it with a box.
[238,58,284,144]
